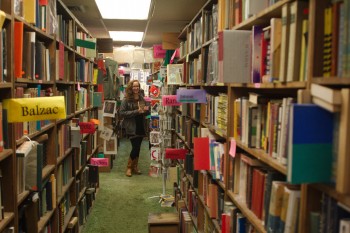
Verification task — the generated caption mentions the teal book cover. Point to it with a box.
[287,104,334,184]
[92,92,102,107]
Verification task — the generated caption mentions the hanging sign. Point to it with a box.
[91,158,109,167]
[176,89,207,103]
[165,148,187,160]
[153,44,166,58]
[162,95,181,106]
[3,96,66,122]
[79,122,96,134]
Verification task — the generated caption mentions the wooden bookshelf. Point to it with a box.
[235,139,287,175]
[172,0,350,232]
[227,191,266,233]
[0,212,15,232]
[0,0,101,232]
[38,209,55,233]
[0,149,12,162]
[232,0,292,30]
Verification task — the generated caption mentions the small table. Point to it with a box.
[148,212,179,233]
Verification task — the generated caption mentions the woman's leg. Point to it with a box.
[126,137,141,177]
[131,137,143,174]
[130,137,143,160]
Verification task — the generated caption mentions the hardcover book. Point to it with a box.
[287,104,334,184]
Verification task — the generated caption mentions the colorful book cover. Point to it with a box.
[288,104,334,184]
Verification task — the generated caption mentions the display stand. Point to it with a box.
[148,73,175,207]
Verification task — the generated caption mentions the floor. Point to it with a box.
[81,138,175,233]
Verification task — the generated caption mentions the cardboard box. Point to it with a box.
[148,212,179,233]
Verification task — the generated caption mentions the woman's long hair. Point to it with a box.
[125,80,141,100]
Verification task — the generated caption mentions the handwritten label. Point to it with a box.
[79,122,96,134]
[162,95,181,106]
[91,158,109,167]
[176,89,207,103]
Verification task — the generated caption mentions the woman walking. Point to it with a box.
[119,80,149,177]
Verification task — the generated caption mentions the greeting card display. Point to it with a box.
[151,99,160,115]
[150,147,160,161]
[151,116,160,129]
[150,131,161,145]
[103,100,117,117]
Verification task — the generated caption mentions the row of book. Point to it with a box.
[185,3,218,55]
[75,58,95,83]
[233,91,339,185]
[176,160,262,233]
[0,102,7,152]
[14,0,56,35]
[205,93,228,133]
[14,24,53,81]
[322,0,350,78]
[233,93,292,163]
[0,28,7,83]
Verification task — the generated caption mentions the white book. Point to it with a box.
[312,96,341,113]
[339,219,350,233]
[284,186,301,233]
[311,83,342,105]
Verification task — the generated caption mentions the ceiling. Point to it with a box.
[62,0,207,48]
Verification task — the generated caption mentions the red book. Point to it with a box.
[208,183,218,218]
[251,168,266,219]
[14,21,24,78]
[194,137,210,170]
[58,41,64,80]
[235,0,242,25]
[221,213,231,233]
[0,103,3,152]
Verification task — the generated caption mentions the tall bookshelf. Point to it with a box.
[173,0,350,232]
[0,0,100,232]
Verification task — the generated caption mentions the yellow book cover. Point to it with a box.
[299,19,309,81]
[23,0,36,24]
[93,68,98,84]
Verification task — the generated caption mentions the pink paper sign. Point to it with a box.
[162,95,182,106]
[229,138,236,158]
[153,44,166,58]
[91,158,109,167]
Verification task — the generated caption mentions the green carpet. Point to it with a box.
[81,138,175,233]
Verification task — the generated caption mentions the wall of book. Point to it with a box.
[0,0,101,232]
[172,0,350,233]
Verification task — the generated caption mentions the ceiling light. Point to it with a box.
[109,31,144,42]
[95,0,151,19]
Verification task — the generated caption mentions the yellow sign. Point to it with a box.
[3,96,67,122]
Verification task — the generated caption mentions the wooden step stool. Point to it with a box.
[148,212,179,233]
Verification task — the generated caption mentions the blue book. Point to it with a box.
[287,104,334,184]
[236,213,246,233]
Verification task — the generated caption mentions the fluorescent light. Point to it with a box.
[109,31,144,42]
[95,0,151,19]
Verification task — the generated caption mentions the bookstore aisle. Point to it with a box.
[81,138,175,233]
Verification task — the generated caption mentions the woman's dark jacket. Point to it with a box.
[119,94,149,136]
